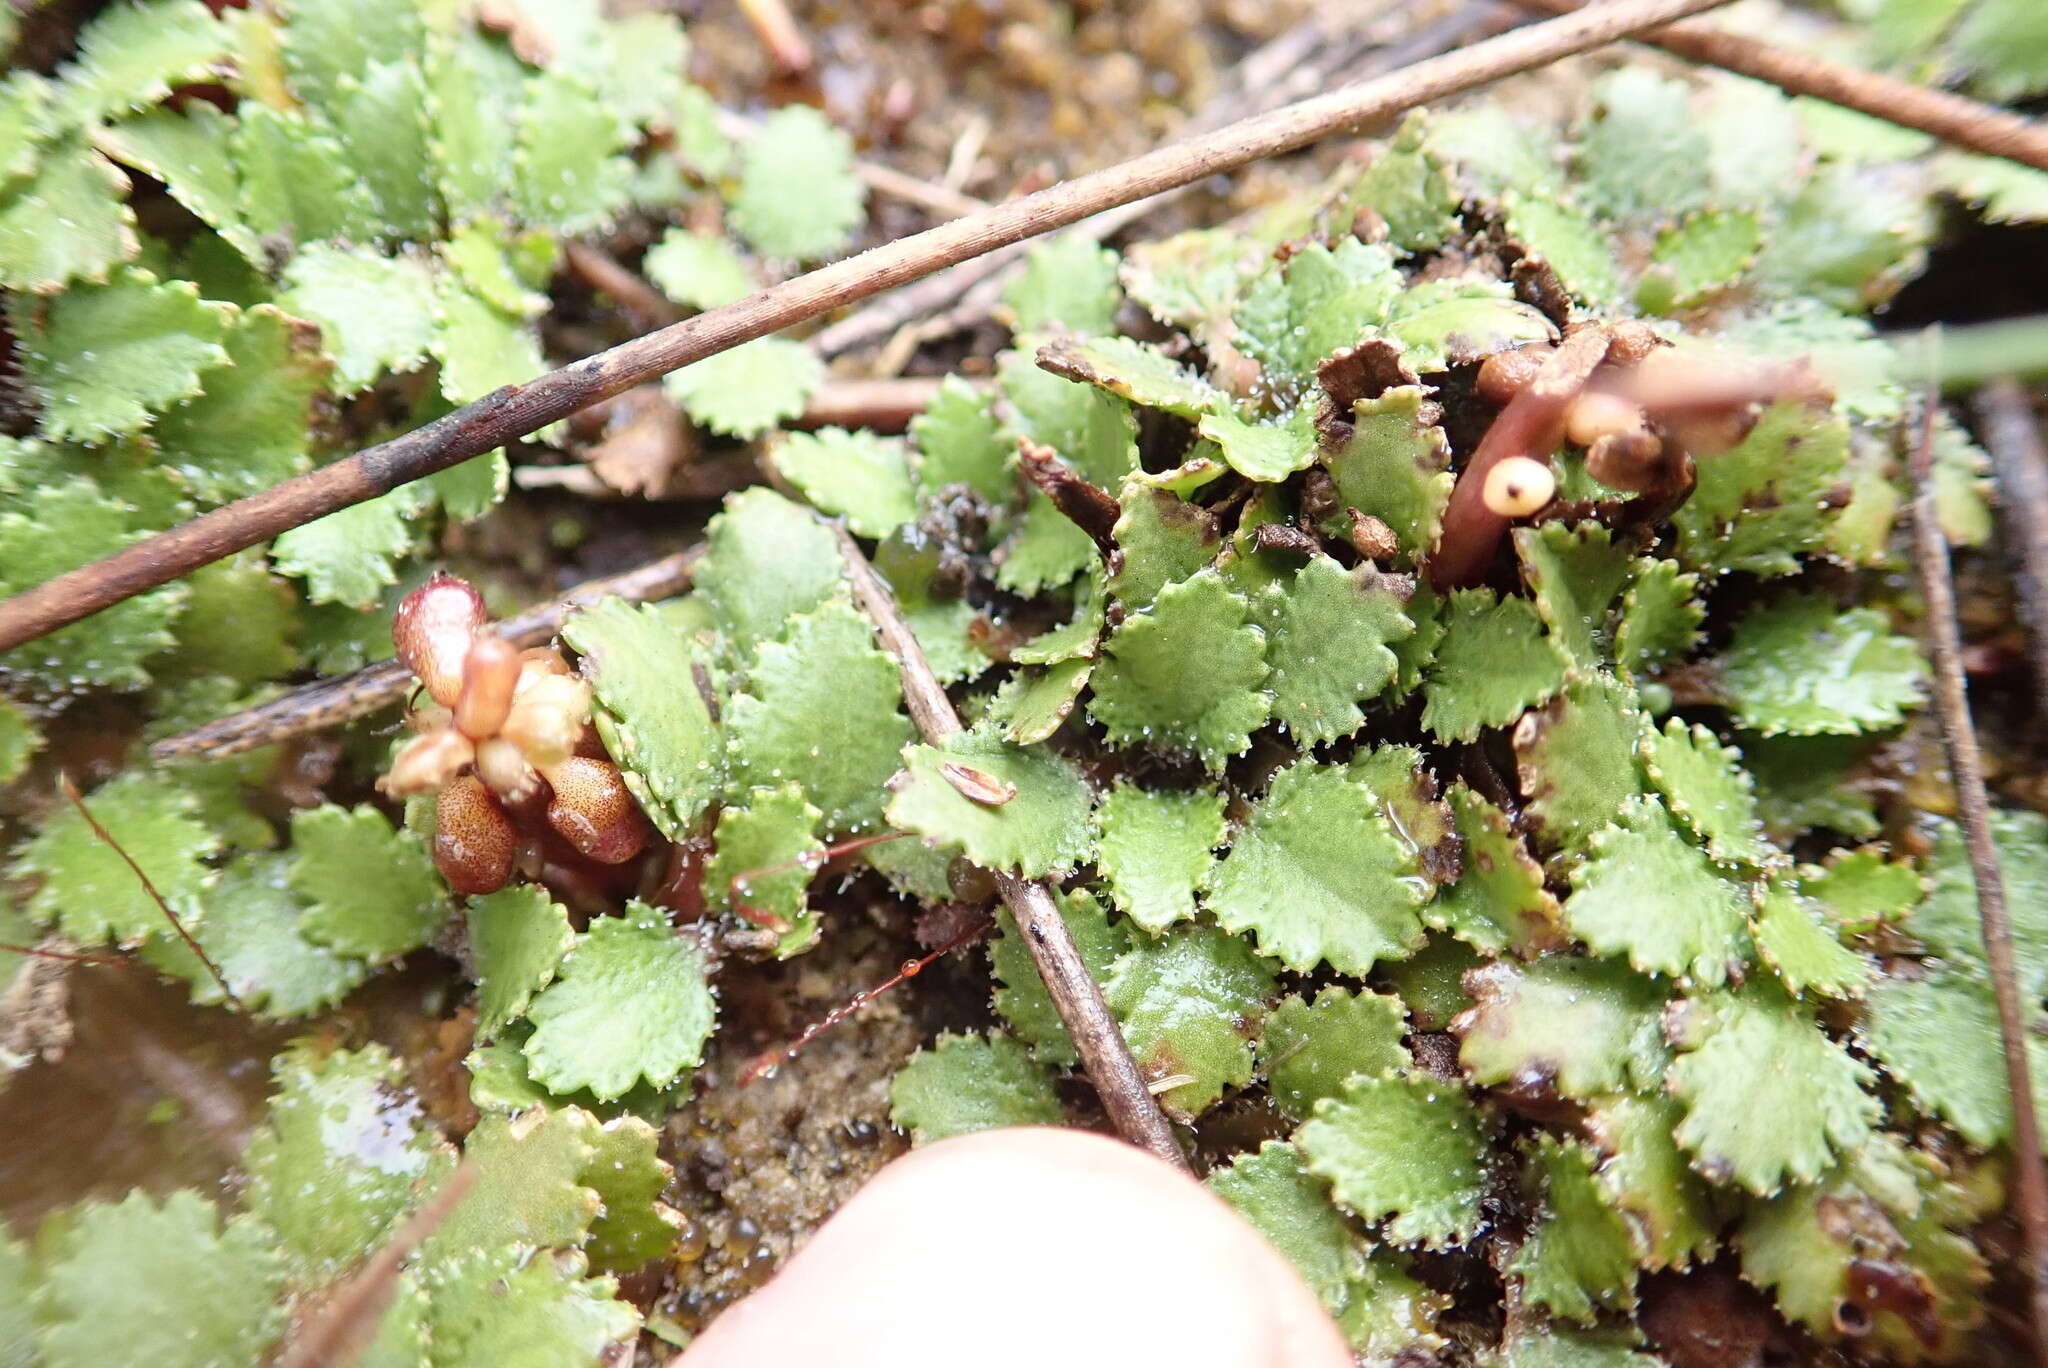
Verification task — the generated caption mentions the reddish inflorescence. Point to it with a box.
[381,573,652,895]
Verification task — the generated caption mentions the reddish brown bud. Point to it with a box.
[394,573,486,707]
[541,756,652,864]
[380,729,474,797]
[1476,345,1551,407]
[1586,429,1666,493]
[1605,319,1663,368]
[455,633,520,739]
[436,775,516,896]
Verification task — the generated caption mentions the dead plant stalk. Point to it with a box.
[1909,391,2048,1365]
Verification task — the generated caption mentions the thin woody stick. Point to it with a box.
[148,549,701,763]
[0,0,1737,657]
[1976,380,2048,703]
[832,523,1191,1173]
[1909,387,2048,1365]
[1518,0,2048,171]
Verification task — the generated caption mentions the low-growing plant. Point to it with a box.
[3,0,2048,1364]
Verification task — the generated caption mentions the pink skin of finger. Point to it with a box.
[676,1127,1350,1368]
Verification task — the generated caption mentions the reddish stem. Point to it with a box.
[738,914,990,1087]
[1427,326,1611,590]
[728,831,910,932]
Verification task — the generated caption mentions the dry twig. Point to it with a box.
[832,524,1190,1173]
[1520,0,2048,171]
[274,1163,480,1368]
[1909,389,2048,1362]
[149,550,701,762]
[0,0,1737,656]
[1977,380,2048,704]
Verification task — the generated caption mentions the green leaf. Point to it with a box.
[1752,877,1868,998]
[471,883,575,1039]
[242,1043,453,1280]
[1745,732,1881,841]
[22,266,229,441]
[1298,1072,1489,1248]
[701,783,824,957]
[56,0,231,125]
[987,659,1092,744]
[1514,672,1648,852]
[424,26,523,223]
[1906,809,2048,995]
[1508,1136,1639,1322]
[0,1231,32,1368]
[580,1115,682,1273]
[423,1246,637,1368]
[1199,403,1317,484]
[1002,236,1120,336]
[1455,955,1668,1099]
[288,803,446,962]
[1106,477,1217,612]
[1584,1093,1718,1270]
[730,106,865,260]
[1208,760,1427,977]
[1573,69,1708,223]
[1251,558,1410,744]
[912,375,1013,504]
[433,276,543,412]
[1883,965,2048,1159]
[278,0,424,113]
[1672,400,1850,577]
[772,428,917,537]
[1038,335,1218,418]
[524,905,717,1100]
[1503,194,1621,307]
[1718,594,1924,736]
[1563,796,1751,985]
[0,136,136,292]
[1641,208,1760,310]
[1737,1138,1988,1361]
[886,729,1093,879]
[324,61,440,245]
[1087,569,1269,770]
[1429,783,1564,955]
[694,486,844,662]
[991,888,1128,1066]
[664,335,822,439]
[0,477,186,689]
[1493,1327,1664,1368]
[1641,719,1773,868]
[643,227,754,311]
[271,486,419,610]
[39,1191,283,1368]
[513,71,631,235]
[157,304,331,504]
[888,1031,1065,1144]
[1800,846,1921,934]
[1104,922,1276,1118]
[727,596,912,834]
[1207,1141,1360,1311]
[1751,162,1931,310]
[0,696,40,785]
[1119,226,1263,330]
[143,852,368,1017]
[277,244,439,395]
[1666,977,1877,1193]
[1258,986,1410,1122]
[234,104,378,245]
[562,597,722,838]
[1011,571,1105,665]
[1614,558,1703,676]
[1515,522,1632,670]
[1344,115,1460,252]
[1421,589,1569,743]
[19,771,217,945]
[1380,275,1555,373]
[1233,239,1401,393]
[1092,780,1223,934]
[875,533,990,686]
[1319,386,1453,565]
